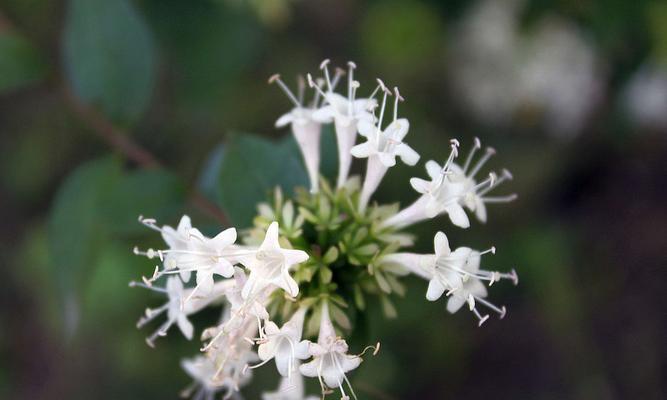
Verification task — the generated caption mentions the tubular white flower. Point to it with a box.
[135,216,241,299]
[271,74,326,194]
[384,138,515,229]
[130,276,223,347]
[262,371,319,400]
[299,302,362,399]
[310,60,376,189]
[449,139,516,223]
[254,307,310,377]
[239,222,309,299]
[352,84,419,212]
[381,231,518,326]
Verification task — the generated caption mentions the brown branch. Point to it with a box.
[62,86,161,169]
[61,85,230,226]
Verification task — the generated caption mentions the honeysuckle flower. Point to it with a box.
[351,83,419,211]
[384,138,515,229]
[135,216,238,298]
[299,303,362,398]
[382,231,518,326]
[262,371,319,400]
[239,222,308,299]
[272,73,334,194]
[131,60,519,399]
[132,276,194,346]
[254,307,310,377]
[310,60,376,188]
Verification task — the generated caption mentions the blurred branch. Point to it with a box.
[62,86,161,169]
[61,85,230,226]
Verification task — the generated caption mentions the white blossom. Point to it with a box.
[255,307,310,377]
[299,303,362,399]
[310,60,376,188]
[239,222,308,299]
[351,83,419,211]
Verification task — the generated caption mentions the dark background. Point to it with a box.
[0,0,665,399]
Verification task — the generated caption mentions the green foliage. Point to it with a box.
[62,0,157,124]
[48,157,185,335]
[361,1,443,76]
[205,133,310,227]
[0,30,48,92]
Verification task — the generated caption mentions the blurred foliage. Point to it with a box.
[0,30,48,92]
[0,0,665,399]
[63,0,157,124]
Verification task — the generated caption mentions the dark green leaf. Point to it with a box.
[0,31,49,92]
[212,133,309,227]
[62,0,157,124]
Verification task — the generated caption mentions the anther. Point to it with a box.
[499,306,507,319]
[268,74,281,84]
[319,59,331,70]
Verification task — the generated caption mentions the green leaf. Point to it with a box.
[210,133,309,227]
[0,31,49,93]
[62,0,156,124]
[48,157,185,336]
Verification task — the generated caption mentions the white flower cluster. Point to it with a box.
[132,59,518,399]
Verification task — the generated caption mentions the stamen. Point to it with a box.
[478,169,513,196]
[482,194,518,203]
[393,87,404,121]
[331,67,345,90]
[479,246,496,256]
[473,295,506,318]
[297,75,305,104]
[320,59,332,91]
[439,140,460,178]
[307,73,328,99]
[269,74,301,108]
[376,79,391,135]
[462,137,482,174]
[347,61,356,103]
[468,147,496,178]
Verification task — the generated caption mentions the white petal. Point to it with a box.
[433,231,450,257]
[386,118,410,140]
[396,143,420,166]
[311,106,335,123]
[447,203,470,228]
[299,359,320,377]
[475,197,487,222]
[446,295,467,313]
[425,160,442,180]
[213,259,234,278]
[262,222,281,250]
[357,120,376,138]
[350,141,375,158]
[210,227,237,249]
[177,314,194,339]
[258,341,277,361]
[410,177,430,194]
[196,272,214,294]
[426,278,446,301]
[275,112,294,128]
[378,152,397,167]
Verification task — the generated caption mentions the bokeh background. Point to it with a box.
[1,0,665,399]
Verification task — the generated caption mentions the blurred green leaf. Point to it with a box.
[139,0,263,108]
[62,0,157,124]
[207,133,308,227]
[0,30,49,92]
[48,157,185,335]
[361,1,443,76]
